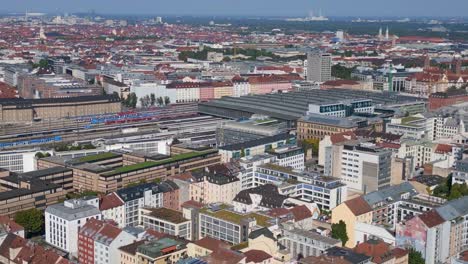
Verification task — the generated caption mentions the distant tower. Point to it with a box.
[424,55,431,69]
[456,58,462,76]
[385,27,389,40]
[39,26,47,40]
[378,27,383,39]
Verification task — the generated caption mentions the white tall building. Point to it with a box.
[238,155,276,190]
[115,183,164,226]
[327,141,392,193]
[307,51,332,82]
[45,197,102,257]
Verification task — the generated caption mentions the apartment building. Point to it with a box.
[139,207,192,240]
[327,141,392,193]
[115,183,164,227]
[135,238,188,264]
[173,169,240,205]
[78,218,137,264]
[45,197,102,257]
[199,204,273,245]
[452,158,468,185]
[280,222,341,258]
[0,169,67,218]
[252,164,347,210]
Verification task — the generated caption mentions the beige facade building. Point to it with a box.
[0,95,121,122]
[38,149,221,193]
[331,196,373,248]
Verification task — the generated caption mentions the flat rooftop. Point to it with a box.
[199,89,425,121]
[142,207,188,224]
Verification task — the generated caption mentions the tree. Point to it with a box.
[157,96,164,106]
[408,248,425,264]
[331,220,348,246]
[332,64,354,79]
[38,59,49,68]
[240,148,246,158]
[302,138,320,156]
[124,93,138,108]
[15,208,44,235]
[150,93,156,106]
[164,96,171,105]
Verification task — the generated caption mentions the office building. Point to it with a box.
[267,146,305,170]
[45,197,102,257]
[139,207,192,240]
[327,141,392,193]
[199,204,273,245]
[280,222,341,258]
[307,99,374,117]
[307,51,332,82]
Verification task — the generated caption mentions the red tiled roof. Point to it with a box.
[354,240,393,264]
[435,144,452,154]
[392,248,408,259]
[330,131,358,144]
[181,200,204,209]
[244,249,272,263]
[289,205,313,221]
[194,237,229,252]
[204,248,245,264]
[0,216,24,233]
[344,197,372,216]
[100,192,124,211]
[322,80,360,86]
[97,224,121,240]
[268,208,290,217]
[419,210,445,228]
[0,82,17,99]
[376,142,401,149]
[0,233,70,264]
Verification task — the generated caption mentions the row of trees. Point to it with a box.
[122,92,171,109]
[139,94,171,108]
[331,64,356,79]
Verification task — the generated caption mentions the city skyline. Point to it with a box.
[2,0,468,17]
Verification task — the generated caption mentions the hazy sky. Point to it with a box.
[2,0,467,17]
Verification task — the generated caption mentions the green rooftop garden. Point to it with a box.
[77,152,120,163]
[201,205,272,227]
[102,149,218,176]
[401,116,423,125]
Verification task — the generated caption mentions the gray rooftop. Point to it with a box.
[435,196,468,221]
[363,182,418,205]
[282,225,340,245]
[199,89,425,121]
[45,198,101,221]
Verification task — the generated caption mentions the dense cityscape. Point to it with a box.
[0,2,467,264]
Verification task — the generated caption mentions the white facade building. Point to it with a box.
[45,197,102,257]
[0,149,36,173]
[130,83,177,108]
[115,183,164,227]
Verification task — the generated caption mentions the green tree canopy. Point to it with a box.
[14,208,44,234]
[408,248,425,264]
[331,220,348,246]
